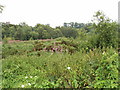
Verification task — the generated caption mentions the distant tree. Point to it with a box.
[64,23,67,27]
[63,22,91,29]
[60,27,78,38]
[42,30,51,39]
[51,29,63,38]
[34,24,44,39]
[14,26,23,40]
[9,26,16,38]
[2,24,10,38]
[20,23,32,40]
[30,31,39,40]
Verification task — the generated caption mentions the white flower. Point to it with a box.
[67,67,71,70]
[28,83,31,86]
[21,85,25,88]
[35,76,37,78]
[102,51,105,55]
[30,76,33,78]
[25,76,28,79]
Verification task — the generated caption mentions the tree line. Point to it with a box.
[2,22,92,40]
[2,11,119,48]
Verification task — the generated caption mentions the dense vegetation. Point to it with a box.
[2,21,92,40]
[1,11,119,88]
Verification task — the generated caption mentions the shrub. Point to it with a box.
[93,48,118,88]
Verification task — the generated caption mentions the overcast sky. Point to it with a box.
[0,0,119,27]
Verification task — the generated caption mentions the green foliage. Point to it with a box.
[93,48,118,88]
[3,37,8,44]
[59,27,79,38]
[1,40,118,88]
[93,11,118,48]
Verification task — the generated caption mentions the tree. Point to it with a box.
[92,11,118,48]
[14,26,23,40]
[9,26,16,38]
[51,29,63,38]
[42,30,50,39]
[30,31,39,40]
[60,27,79,38]
[19,23,32,40]
[34,25,44,39]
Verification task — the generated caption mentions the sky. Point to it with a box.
[0,0,119,27]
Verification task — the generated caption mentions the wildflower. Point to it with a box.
[21,85,25,88]
[28,83,31,86]
[30,76,33,78]
[67,67,71,70]
[102,51,105,55]
[25,76,28,79]
[35,76,37,78]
